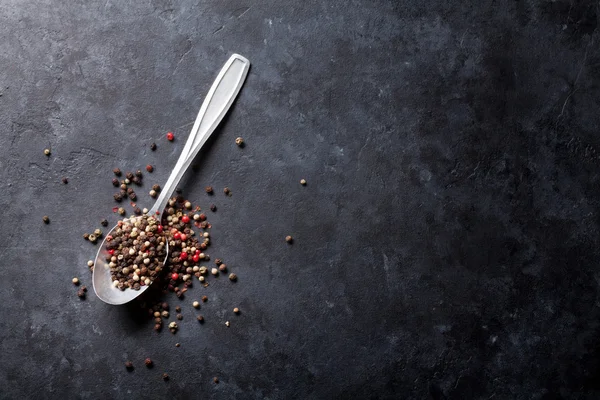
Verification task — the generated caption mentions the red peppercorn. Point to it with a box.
[181,215,190,223]
[180,252,188,261]
[173,232,181,240]
[167,132,174,141]
[157,225,163,234]
[171,273,179,280]
[146,164,153,173]
[192,254,200,263]
[108,249,115,255]
[180,234,187,241]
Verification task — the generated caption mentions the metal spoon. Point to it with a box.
[92,54,250,305]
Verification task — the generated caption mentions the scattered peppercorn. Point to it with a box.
[233,307,240,314]
[100,219,108,227]
[117,207,125,215]
[149,189,157,197]
[94,228,103,237]
[235,137,244,146]
[125,361,134,370]
[113,168,121,176]
[126,172,134,180]
[197,315,204,322]
[112,178,119,187]
[205,186,213,194]
[129,192,137,201]
[229,273,237,281]
[42,215,50,224]
[135,170,143,178]
[62,177,68,184]
[83,233,89,240]
[211,268,218,276]
[225,321,230,327]
[202,295,208,302]
[114,193,123,202]
[167,132,174,141]
[215,259,222,266]
[219,264,227,272]
[192,301,200,308]
[300,179,307,185]
[176,314,183,320]
[145,358,153,367]
[72,277,79,285]
[150,142,157,151]
[223,187,230,196]
[146,165,153,173]
[162,373,169,381]
[213,377,219,384]
[44,148,51,156]
[88,234,97,243]
[77,288,86,298]
[210,204,216,212]
[87,260,94,267]
[286,235,293,243]
[175,343,180,347]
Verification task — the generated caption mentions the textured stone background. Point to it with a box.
[1,0,599,398]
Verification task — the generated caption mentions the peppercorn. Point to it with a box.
[113,168,121,176]
[229,273,237,281]
[162,302,169,310]
[88,234,97,243]
[125,361,134,370]
[202,295,208,302]
[149,190,157,197]
[124,172,132,180]
[213,377,219,384]
[87,260,94,267]
[205,186,213,194]
[211,268,218,276]
[175,343,180,348]
[176,314,183,320]
[175,306,181,313]
[83,233,89,240]
[150,142,157,151]
[42,216,50,224]
[146,165,153,173]
[225,321,230,327]
[118,207,125,215]
[133,177,142,185]
[210,204,216,212]
[129,192,137,201]
[286,235,293,243]
[215,259,222,266]
[152,184,161,192]
[233,307,240,314]
[197,315,204,322]
[62,177,68,184]
[124,178,130,184]
[44,148,51,156]
[100,219,108,227]
[77,288,86,298]
[114,193,123,202]
[135,170,143,178]
[223,187,230,195]
[219,264,227,272]
[192,301,200,308]
[184,201,192,210]
[112,178,119,187]
[162,373,169,381]
[94,228,103,237]
[167,132,174,141]
[145,358,153,367]
[235,137,244,146]
[72,277,79,285]
[162,311,169,318]
[154,324,162,331]
[300,179,307,185]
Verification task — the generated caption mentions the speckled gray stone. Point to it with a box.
[0,0,599,399]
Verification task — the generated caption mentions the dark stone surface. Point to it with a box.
[1,0,599,398]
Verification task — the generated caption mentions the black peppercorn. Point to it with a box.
[134,207,142,215]
[62,177,68,184]
[42,215,50,224]
[83,233,89,240]
[175,187,182,194]
[113,168,121,176]
[152,184,161,192]
[161,302,169,310]
[129,192,137,201]
[162,373,169,381]
[113,193,123,202]
[205,186,213,194]
[176,314,183,320]
[150,142,157,151]
[215,259,222,266]
[125,361,134,370]
[101,219,108,227]
[126,172,134,180]
[197,315,204,322]
[175,306,181,313]
[223,187,230,195]
[210,204,216,212]
[145,358,153,367]
[132,177,141,185]
[112,178,119,187]
[135,170,143,178]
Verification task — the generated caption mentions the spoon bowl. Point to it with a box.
[92,53,250,305]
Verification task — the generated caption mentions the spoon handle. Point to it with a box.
[149,54,250,216]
